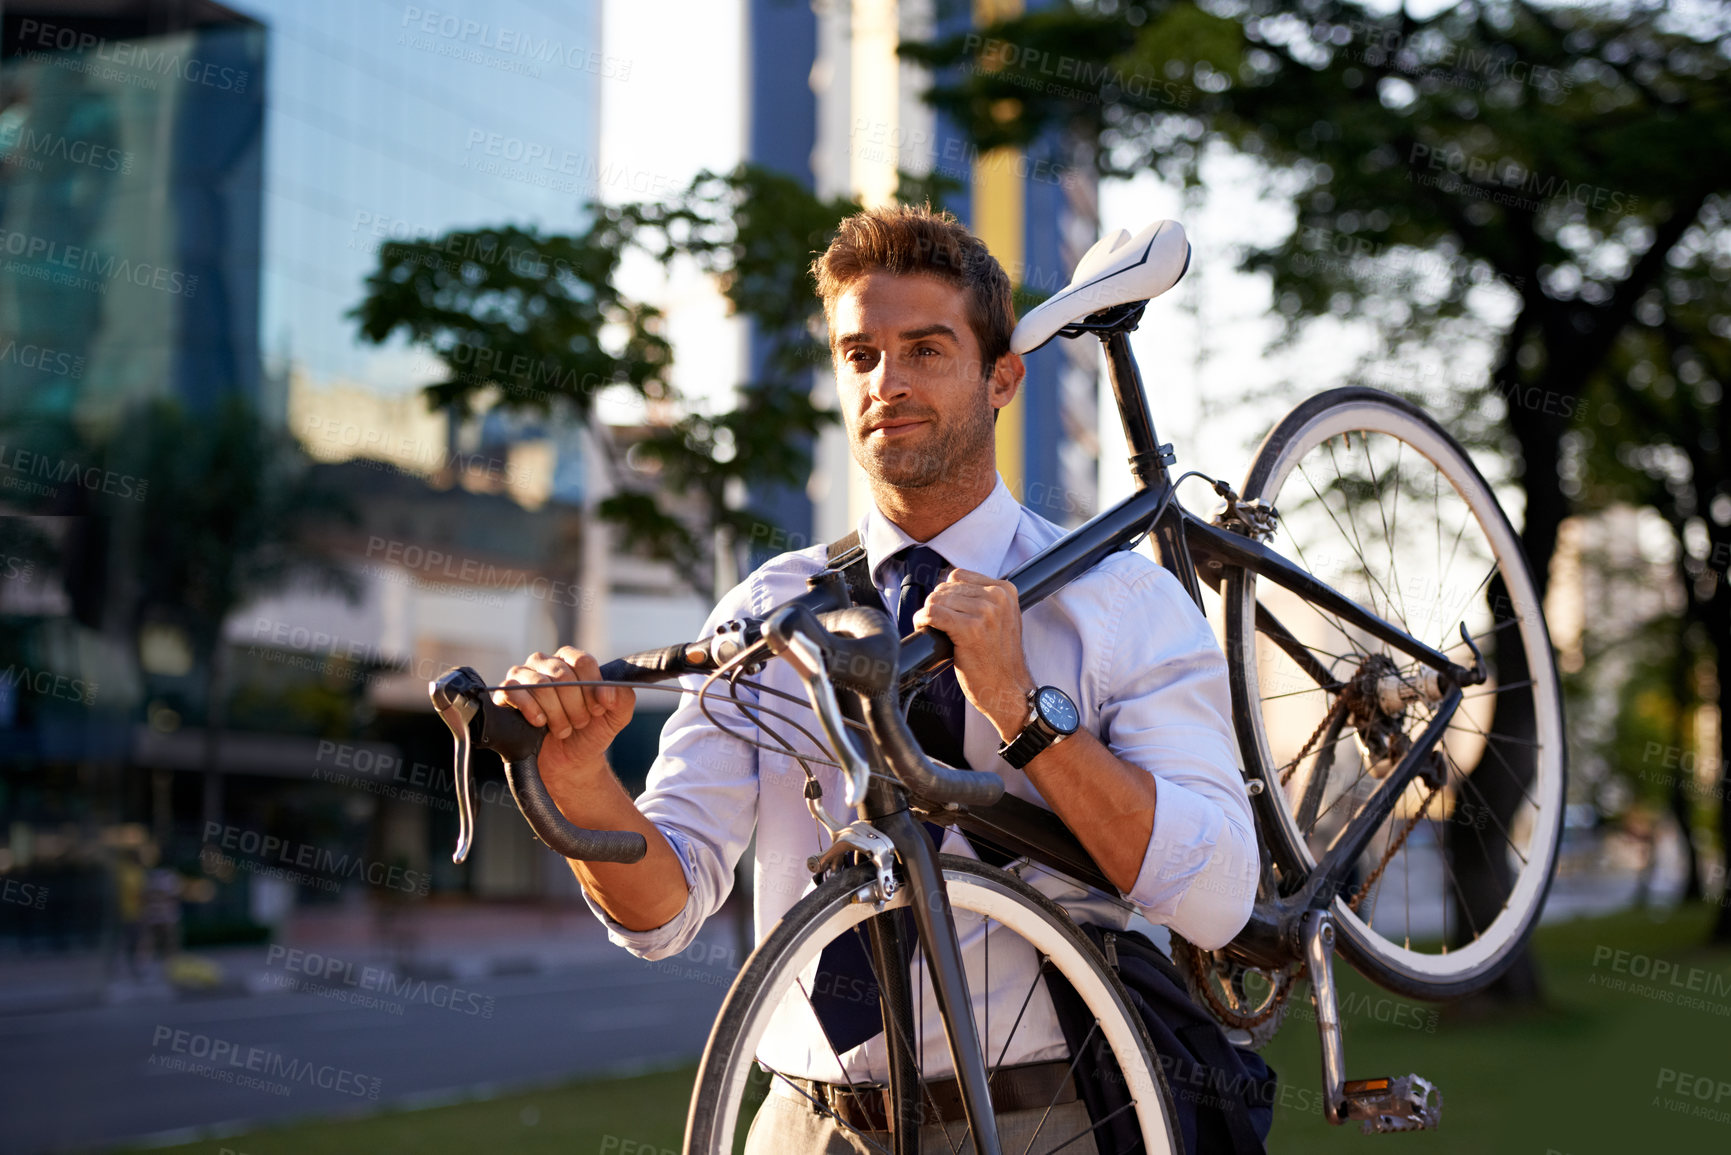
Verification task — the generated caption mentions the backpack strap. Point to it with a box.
[825,530,886,615]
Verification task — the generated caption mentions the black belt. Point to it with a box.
[788,1059,1077,1132]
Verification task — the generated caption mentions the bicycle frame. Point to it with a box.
[891,319,1476,939]
[843,313,1478,1146]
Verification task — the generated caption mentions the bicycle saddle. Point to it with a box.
[1010,219,1191,355]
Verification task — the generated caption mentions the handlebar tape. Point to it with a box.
[471,693,648,864]
[599,644,694,684]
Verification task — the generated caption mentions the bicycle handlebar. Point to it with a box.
[763,604,1006,809]
[429,572,1000,865]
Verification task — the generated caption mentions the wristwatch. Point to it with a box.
[997,685,1080,769]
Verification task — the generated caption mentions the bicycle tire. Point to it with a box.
[684,855,1180,1155]
[1224,387,1566,1000]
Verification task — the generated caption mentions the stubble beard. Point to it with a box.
[852,387,996,492]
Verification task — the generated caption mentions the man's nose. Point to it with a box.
[867,358,913,406]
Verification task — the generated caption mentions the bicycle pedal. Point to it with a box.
[1341,1074,1441,1134]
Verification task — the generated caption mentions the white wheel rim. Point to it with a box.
[1240,399,1564,981]
[700,868,1174,1155]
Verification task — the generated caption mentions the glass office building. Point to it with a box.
[0,2,265,424]
[0,0,609,943]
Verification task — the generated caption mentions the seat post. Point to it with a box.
[1101,327,1204,605]
[1102,330,1169,491]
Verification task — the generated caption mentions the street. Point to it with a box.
[0,944,731,1154]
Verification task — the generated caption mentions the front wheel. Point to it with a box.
[1224,388,1566,1001]
[684,855,1179,1155]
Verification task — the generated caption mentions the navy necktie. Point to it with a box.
[894,546,971,772]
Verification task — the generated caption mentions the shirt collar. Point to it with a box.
[860,476,1022,588]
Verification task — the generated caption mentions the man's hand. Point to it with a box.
[493,647,685,933]
[913,568,1036,742]
[492,647,635,801]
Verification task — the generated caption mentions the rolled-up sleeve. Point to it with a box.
[1097,566,1258,950]
[580,580,764,962]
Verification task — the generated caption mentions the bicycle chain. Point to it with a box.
[1278,691,1349,788]
[1349,779,1442,915]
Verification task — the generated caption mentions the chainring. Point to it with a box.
[1171,935,1299,1051]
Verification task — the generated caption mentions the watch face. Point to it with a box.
[1035,687,1080,735]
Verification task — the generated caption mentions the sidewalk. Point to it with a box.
[0,897,704,1016]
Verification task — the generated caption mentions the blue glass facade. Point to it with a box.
[0,8,266,421]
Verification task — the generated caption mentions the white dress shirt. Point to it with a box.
[582,477,1257,1082]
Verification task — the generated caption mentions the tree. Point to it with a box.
[1576,191,1730,930]
[907,0,1731,993]
[351,166,857,600]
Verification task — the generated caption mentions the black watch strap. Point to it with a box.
[998,722,1054,770]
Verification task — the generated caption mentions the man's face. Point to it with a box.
[830,271,1020,490]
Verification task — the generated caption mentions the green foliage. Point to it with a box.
[593,166,862,365]
[912,1,1731,466]
[349,225,673,419]
[1575,192,1728,603]
[352,166,862,597]
[909,0,1731,950]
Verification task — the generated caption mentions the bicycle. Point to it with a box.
[429,218,1566,1154]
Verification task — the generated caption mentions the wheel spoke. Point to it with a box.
[1019,1021,1101,1155]
[1447,708,1543,813]
[1462,678,1532,700]
[1363,432,1415,634]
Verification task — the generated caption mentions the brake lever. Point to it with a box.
[430,667,484,864]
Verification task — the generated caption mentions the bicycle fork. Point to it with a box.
[877,807,1005,1155]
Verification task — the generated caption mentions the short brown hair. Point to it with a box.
[811,204,1015,376]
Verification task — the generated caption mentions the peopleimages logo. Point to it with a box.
[149,1026,381,1099]
[0,125,134,174]
[16,19,250,92]
[399,7,631,80]
[0,444,149,501]
[263,945,495,1018]
[0,339,85,380]
[0,228,198,297]
[201,822,430,896]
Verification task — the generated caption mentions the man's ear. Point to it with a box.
[989,351,1025,412]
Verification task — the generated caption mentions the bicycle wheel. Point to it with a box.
[685,855,1179,1155]
[1223,387,1565,1000]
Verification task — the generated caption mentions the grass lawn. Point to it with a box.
[139,903,1731,1154]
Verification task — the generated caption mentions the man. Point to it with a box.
[496,204,1257,1152]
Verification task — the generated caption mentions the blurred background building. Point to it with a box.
[0,0,680,953]
[0,0,1121,954]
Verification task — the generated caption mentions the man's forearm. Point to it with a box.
[1019,731,1157,896]
[551,762,690,932]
